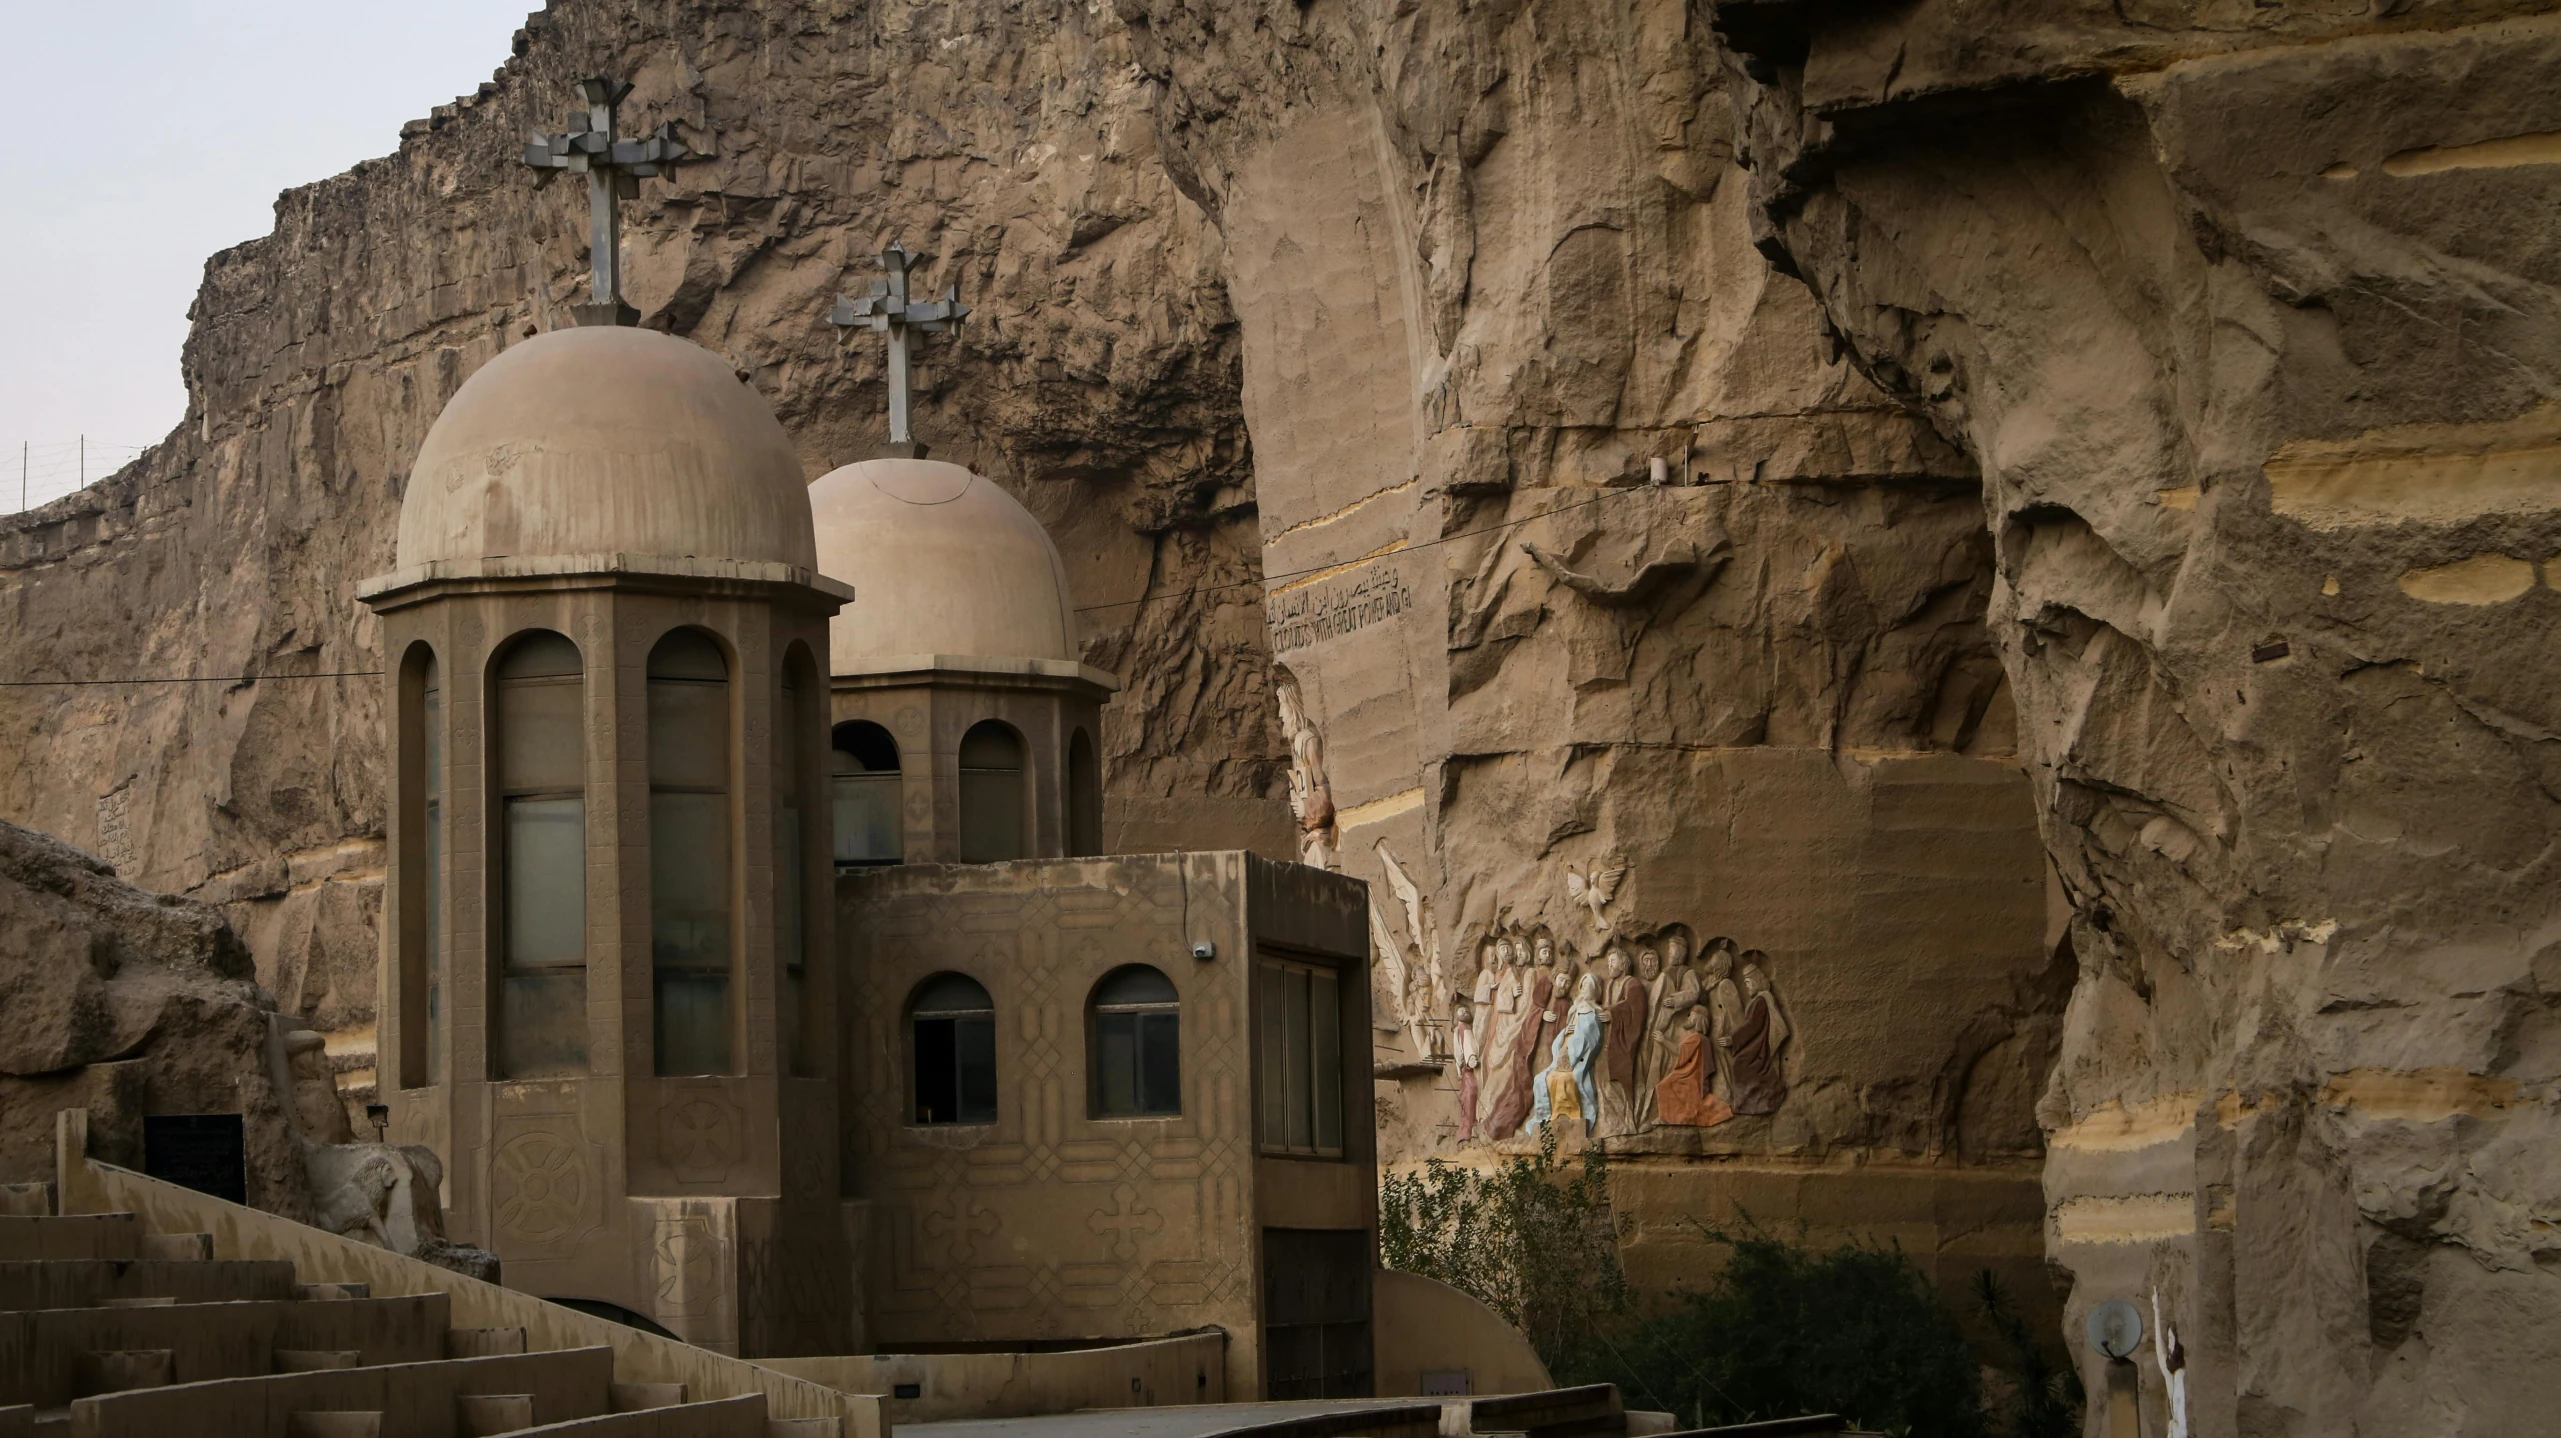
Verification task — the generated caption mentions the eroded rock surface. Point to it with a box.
[1715,6,2561,1432]
[1119,0,2063,1306]
[0,816,305,1216]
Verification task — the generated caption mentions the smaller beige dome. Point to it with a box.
[810,458,1078,671]
[396,326,815,571]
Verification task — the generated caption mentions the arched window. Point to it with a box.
[1068,727,1102,858]
[396,643,442,1089]
[648,629,732,1076]
[909,973,997,1125]
[495,630,588,1078]
[957,721,1026,863]
[832,721,902,865]
[1090,965,1180,1117]
[779,648,815,1077]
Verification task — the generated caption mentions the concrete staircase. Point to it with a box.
[0,1200,815,1437]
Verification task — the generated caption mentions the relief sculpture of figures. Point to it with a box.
[1724,952,1790,1115]
[1598,945,1648,1137]
[1272,667,1337,870]
[1375,841,1447,1058]
[1432,861,1798,1149]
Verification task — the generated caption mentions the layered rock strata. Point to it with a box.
[1714,6,2561,1433]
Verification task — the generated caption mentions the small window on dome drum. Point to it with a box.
[648,629,733,1077]
[910,973,997,1124]
[495,630,588,1079]
[832,721,902,865]
[958,721,1026,863]
[1069,728,1102,858]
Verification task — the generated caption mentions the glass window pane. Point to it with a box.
[834,773,902,862]
[650,791,731,970]
[1139,1012,1181,1115]
[505,796,586,967]
[1285,967,1312,1151]
[648,678,729,791]
[1312,968,1342,1153]
[1095,964,1178,1006]
[913,973,994,1015]
[499,969,588,1078]
[957,1016,998,1122]
[1259,964,1287,1142]
[1097,1012,1138,1116]
[500,676,585,792]
[958,769,1024,863]
[655,970,730,1077]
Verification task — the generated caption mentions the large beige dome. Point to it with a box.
[395,327,816,570]
[810,457,1078,670]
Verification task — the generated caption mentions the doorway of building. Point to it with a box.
[1260,1227,1373,1399]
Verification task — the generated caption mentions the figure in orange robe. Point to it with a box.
[1653,1007,1733,1128]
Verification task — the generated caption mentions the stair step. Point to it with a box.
[0,1216,138,1262]
[610,1381,686,1412]
[448,1327,529,1358]
[496,1395,773,1436]
[285,1414,382,1438]
[275,1351,363,1373]
[0,1259,298,1311]
[0,1187,51,1219]
[75,1351,171,1397]
[296,1283,371,1302]
[457,1393,536,1436]
[135,1235,211,1263]
[95,1299,174,1310]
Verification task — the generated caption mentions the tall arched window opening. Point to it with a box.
[495,630,589,1078]
[832,721,902,865]
[648,628,733,1077]
[779,650,815,1077]
[397,643,442,1089]
[909,973,997,1124]
[957,721,1026,863]
[1090,965,1180,1117]
[1068,727,1102,858]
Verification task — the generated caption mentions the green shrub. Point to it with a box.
[1554,1218,1987,1438]
[1377,1129,1632,1368]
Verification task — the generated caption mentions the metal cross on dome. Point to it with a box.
[521,77,705,327]
[830,244,970,456]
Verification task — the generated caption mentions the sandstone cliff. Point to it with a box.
[1713,5,2561,1433]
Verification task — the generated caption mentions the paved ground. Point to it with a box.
[900,1397,1433,1438]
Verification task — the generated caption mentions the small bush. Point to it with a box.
[1556,1218,1986,1438]
[1378,1129,1632,1368]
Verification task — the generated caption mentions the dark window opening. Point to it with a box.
[911,973,997,1124]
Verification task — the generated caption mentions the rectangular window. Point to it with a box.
[914,1015,998,1124]
[1095,1010,1181,1117]
[1261,1228,1374,1399]
[1257,956,1344,1157]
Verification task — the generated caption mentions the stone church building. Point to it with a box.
[356,321,1379,1398]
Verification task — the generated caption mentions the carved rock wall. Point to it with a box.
[1716,6,2561,1433]
[0,0,1288,1102]
[1117,0,2065,1306]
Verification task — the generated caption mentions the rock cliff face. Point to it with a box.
[17,0,2546,1420]
[1713,6,2561,1433]
[0,0,1288,1106]
[1118,0,2062,1307]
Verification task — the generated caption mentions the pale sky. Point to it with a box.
[1,1,536,513]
